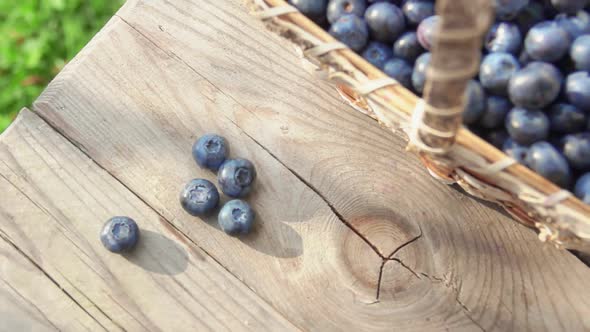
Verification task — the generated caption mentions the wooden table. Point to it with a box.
[1,1,589,331]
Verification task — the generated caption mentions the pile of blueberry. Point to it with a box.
[100,134,256,254]
[180,134,256,235]
[290,0,590,204]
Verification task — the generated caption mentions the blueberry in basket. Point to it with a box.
[295,0,590,203]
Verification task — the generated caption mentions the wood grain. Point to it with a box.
[0,232,104,332]
[0,109,297,331]
[26,0,590,330]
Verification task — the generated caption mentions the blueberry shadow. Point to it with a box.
[200,197,303,258]
[123,230,189,275]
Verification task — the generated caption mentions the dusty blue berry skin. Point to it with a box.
[100,217,140,253]
[516,1,546,33]
[327,0,367,24]
[218,200,255,236]
[548,103,587,134]
[508,61,562,109]
[479,52,520,96]
[402,0,434,26]
[393,32,425,63]
[193,134,228,171]
[484,129,509,149]
[364,2,406,43]
[383,58,413,89]
[463,80,487,125]
[480,96,512,128]
[329,15,369,51]
[524,21,571,62]
[289,0,328,23]
[505,107,550,145]
[503,138,530,163]
[555,11,590,40]
[416,15,438,50]
[574,173,590,204]
[362,42,394,69]
[525,141,571,187]
[217,158,256,198]
[561,133,590,171]
[571,35,590,71]
[411,52,430,94]
[494,0,529,21]
[180,179,220,216]
[550,0,588,14]
[485,22,523,55]
[565,71,590,111]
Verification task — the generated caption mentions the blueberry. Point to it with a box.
[327,0,367,24]
[416,15,439,50]
[518,49,535,65]
[555,11,590,40]
[516,1,546,33]
[570,35,590,71]
[362,41,394,69]
[218,200,255,236]
[508,61,562,109]
[494,0,529,21]
[561,133,590,171]
[505,107,550,144]
[192,134,228,171]
[565,71,590,111]
[479,96,511,128]
[329,14,369,51]
[412,52,431,94]
[574,172,590,204]
[180,179,220,216]
[525,21,570,62]
[402,0,434,26]
[393,31,425,63]
[364,2,406,43]
[479,52,520,96]
[100,217,140,253]
[485,22,523,55]
[548,103,586,134]
[525,141,571,187]
[289,0,328,23]
[463,80,487,125]
[550,0,589,14]
[484,129,510,149]
[383,57,413,89]
[217,158,256,197]
[503,138,530,163]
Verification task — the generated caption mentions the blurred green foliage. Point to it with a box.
[0,0,123,132]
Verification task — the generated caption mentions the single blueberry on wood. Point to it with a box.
[365,2,406,43]
[393,31,425,63]
[362,41,393,69]
[574,173,590,204]
[327,0,367,24]
[218,158,256,198]
[505,107,550,145]
[485,22,523,55]
[479,52,520,96]
[383,58,413,89]
[193,134,228,171]
[100,216,140,253]
[525,141,571,188]
[329,14,369,51]
[218,200,255,236]
[180,179,220,216]
[508,61,562,109]
[524,21,570,62]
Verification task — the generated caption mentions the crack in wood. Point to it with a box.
[0,231,109,331]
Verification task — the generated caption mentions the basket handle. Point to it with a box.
[419,0,492,153]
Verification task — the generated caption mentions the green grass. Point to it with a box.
[0,0,124,133]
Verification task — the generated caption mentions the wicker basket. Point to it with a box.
[248,0,590,252]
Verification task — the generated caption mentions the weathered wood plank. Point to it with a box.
[0,232,104,332]
[31,1,590,331]
[0,109,298,331]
